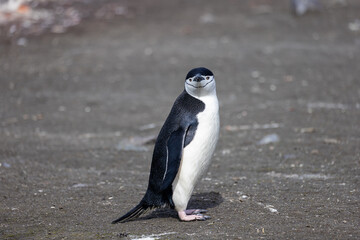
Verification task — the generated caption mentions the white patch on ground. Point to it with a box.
[267,171,331,180]
[71,183,90,188]
[257,202,279,214]
[32,130,122,140]
[131,232,176,240]
[199,13,215,24]
[307,102,349,111]
[257,133,280,145]
[225,123,282,131]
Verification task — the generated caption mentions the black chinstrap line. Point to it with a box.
[186,79,214,89]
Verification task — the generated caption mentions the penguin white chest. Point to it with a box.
[172,95,219,211]
[184,97,219,168]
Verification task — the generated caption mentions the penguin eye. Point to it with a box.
[206,76,210,80]
[189,78,192,82]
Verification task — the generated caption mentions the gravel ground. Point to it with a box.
[0,0,359,239]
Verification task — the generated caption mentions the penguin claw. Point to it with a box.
[196,214,211,221]
[185,209,207,215]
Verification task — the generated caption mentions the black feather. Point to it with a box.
[111,202,150,224]
[160,126,186,191]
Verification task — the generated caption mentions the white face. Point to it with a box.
[185,74,216,98]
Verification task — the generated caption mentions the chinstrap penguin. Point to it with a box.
[112,67,220,223]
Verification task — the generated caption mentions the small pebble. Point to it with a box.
[251,70,260,79]
[311,149,319,155]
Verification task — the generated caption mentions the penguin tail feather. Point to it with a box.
[111,202,151,224]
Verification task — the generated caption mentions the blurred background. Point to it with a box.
[0,0,359,239]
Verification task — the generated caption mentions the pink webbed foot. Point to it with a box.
[178,210,210,221]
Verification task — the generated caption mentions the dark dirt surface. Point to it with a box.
[1,0,360,239]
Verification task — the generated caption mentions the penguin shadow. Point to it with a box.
[140,191,223,221]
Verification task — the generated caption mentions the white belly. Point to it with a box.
[172,95,219,211]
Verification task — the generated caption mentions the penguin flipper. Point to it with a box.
[111,201,150,224]
[160,127,186,191]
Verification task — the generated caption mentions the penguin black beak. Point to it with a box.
[193,74,204,82]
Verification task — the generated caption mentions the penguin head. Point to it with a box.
[184,67,216,98]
